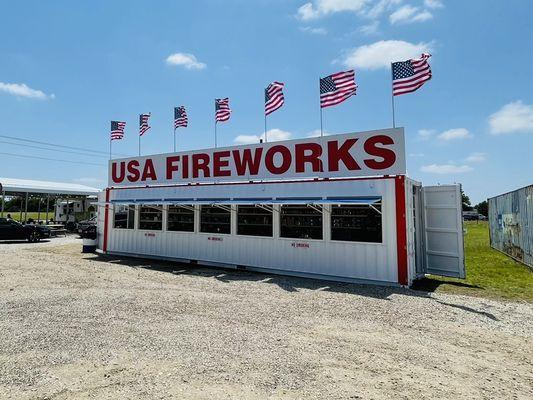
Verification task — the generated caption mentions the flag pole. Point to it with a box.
[173,127,176,153]
[109,121,112,160]
[320,107,323,137]
[391,63,396,128]
[139,131,141,156]
[264,87,268,143]
[319,78,323,137]
[264,114,267,143]
[214,99,217,148]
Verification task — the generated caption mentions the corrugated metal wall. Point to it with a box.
[103,178,401,284]
[489,184,533,268]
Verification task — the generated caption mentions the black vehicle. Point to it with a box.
[0,218,51,242]
[80,224,97,240]
[77,216,97,234]
[463,211,480,221]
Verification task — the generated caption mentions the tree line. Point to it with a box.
[2,197,57,212]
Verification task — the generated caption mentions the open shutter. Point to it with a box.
[422,185,465,278]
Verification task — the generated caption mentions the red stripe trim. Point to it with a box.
[395,175,408,285]
[103,188,111,253]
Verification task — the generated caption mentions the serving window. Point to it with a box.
[237,206,273,237]
[280,205,323,240]
[330,203,382,243]
[114,204,135,229]
[167,205,195,232]
[139,205,163,230]
[200,205,231,234]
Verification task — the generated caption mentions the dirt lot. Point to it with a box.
[0,238,532,399]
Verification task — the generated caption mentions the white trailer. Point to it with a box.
[55,198,96,223]
[97,128,465,286]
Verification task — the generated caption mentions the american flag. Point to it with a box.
[215,98,231,122]
[265,81,285,116]
[392,53,432,96]
[110,121,126,141]
[139,113,150,136]
[320,70,357,108]
[174,106,188,129]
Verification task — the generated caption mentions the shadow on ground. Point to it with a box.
[82,252,498,321]
[0,239,52,245]
[411,278,483,292]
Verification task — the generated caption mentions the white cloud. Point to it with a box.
[465,152,487,163]
[389,5,417,23]
[234,129,292,145]
[411,9,433,22]
[424,0,443,9]
[165,53,206,70]
[417,129,435,141]
[307,129,322,138]
[488,101,533,135]
[296,0,370,20]
[438,128,472,141]
[300,26,328,34]
[343,40,432,70]
[389,5,433,24]
[296,3,320,20]
[234,135,260,145]
[358,21,379,35]
[306,129,333,137]
[363,0,402,19]
[421,164,473,174]
[72,177,105,187]
[0,82,54,100]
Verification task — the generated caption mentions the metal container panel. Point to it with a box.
[489,184,533,268]
[96,191,106,250]
[103,178,400,284]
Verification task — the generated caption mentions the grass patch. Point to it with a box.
[2,212,54,222]
[413,221,533,302]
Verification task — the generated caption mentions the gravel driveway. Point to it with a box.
[0,238,532,399]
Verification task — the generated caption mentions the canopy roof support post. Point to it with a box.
[45,195,50,224]
[0,189,4,218]
[24,192,29,223]
[37,196,41,223]
[19,196,23,222]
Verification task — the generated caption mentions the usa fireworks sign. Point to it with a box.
[108,128,406,187]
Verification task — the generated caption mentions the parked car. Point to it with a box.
[0,218,51,242]
[77,216,97,235]
[463,211,480,221]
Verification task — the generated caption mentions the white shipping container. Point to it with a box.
[97,176,465,286]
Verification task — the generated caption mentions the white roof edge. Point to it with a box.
[0,177,101,195]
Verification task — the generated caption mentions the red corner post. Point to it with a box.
[395,175,408,286]
[103,188,110,253]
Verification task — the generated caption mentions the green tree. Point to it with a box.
[461,189,473,211]
[475,200,488,217]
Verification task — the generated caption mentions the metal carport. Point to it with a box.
[0,177,100,223]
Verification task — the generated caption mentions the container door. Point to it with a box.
[422,185,465,278]
[413,185,425,276]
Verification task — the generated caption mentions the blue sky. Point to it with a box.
[1,0,532,203]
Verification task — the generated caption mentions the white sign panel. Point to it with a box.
[108,128,405,188]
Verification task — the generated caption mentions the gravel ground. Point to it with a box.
[0,237,532,399]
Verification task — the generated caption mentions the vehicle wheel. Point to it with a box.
[28,231,39,243]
